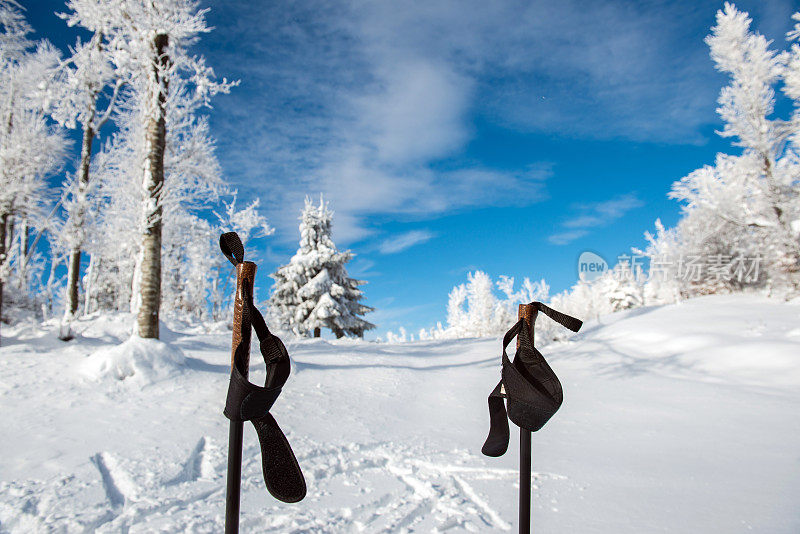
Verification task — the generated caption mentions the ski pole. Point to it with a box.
[225,259,257,534]
[518,303,537,534]
[482,302,581,532]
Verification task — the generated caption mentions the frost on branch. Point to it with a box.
[668,3,800,294]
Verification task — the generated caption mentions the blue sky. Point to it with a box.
[26,0,797,337]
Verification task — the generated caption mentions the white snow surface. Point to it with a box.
[0,294,798,532]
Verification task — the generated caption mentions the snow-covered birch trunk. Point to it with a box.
[130,246,143,314]
[0,214,8,346]
[64,118,95,320]
[83,253,93,316]
[135,33,169,339]
[59,115,96,340]
[16,218,28,289]
[0,94,12,346]
[3,217,11,254]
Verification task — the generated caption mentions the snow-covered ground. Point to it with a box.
[0,294,798,533]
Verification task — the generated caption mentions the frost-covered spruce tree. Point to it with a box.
[596,262,644,313]
[270,196,374,338]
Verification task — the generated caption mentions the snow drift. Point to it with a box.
[82,336,186,384]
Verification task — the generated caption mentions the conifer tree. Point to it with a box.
[270,196,374,338]
[598,262,644,312]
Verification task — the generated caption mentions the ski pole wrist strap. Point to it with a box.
[530,301,583,333]
[223,284,287,421]
[220,232,306,504]
[482,302,582,458]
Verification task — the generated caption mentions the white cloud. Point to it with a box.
[548,230,589,245]
[339,0,753,142]
[356,60,472,165]
[347,258,378,278]
[582,194,645,219]
[203,1,562,245]
[563,215,604,229]
[310,158,550,242]
[550,193,643,245]
[379,230,435,254]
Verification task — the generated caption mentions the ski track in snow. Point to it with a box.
[0,440,530,533]
[292,441,531,532]
[91,453,126,510]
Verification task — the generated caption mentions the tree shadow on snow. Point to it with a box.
[183,356,230,374]
[560,337,705,381]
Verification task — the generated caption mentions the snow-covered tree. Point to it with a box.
[595,262,644,312]
[670,3,800,294]
[442,272,549,338]
[427,265,640,342]
[61,0,234,338]
[0,0,29,61]
[78,107,141,314]
[785,12,800,115]
[0,2,67,343]
[549,276,595,321]
[634,219,683,305]
[49,23,122,337]
[450,271,500,337]
[79,82,230,319]
[270,196,374,338]
[404,271,551,341]
[209,193,273,321]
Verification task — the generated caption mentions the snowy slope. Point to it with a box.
[0,294,798,533]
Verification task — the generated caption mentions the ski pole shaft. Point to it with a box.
[520,430,531,534]
[225,261,257,534]
[225,421,244,534]
[518,304,536,534]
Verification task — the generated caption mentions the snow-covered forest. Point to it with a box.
[0,0,372,345]
[388,3,800,342]
[1,0,239,343]
[4,1,800,345]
